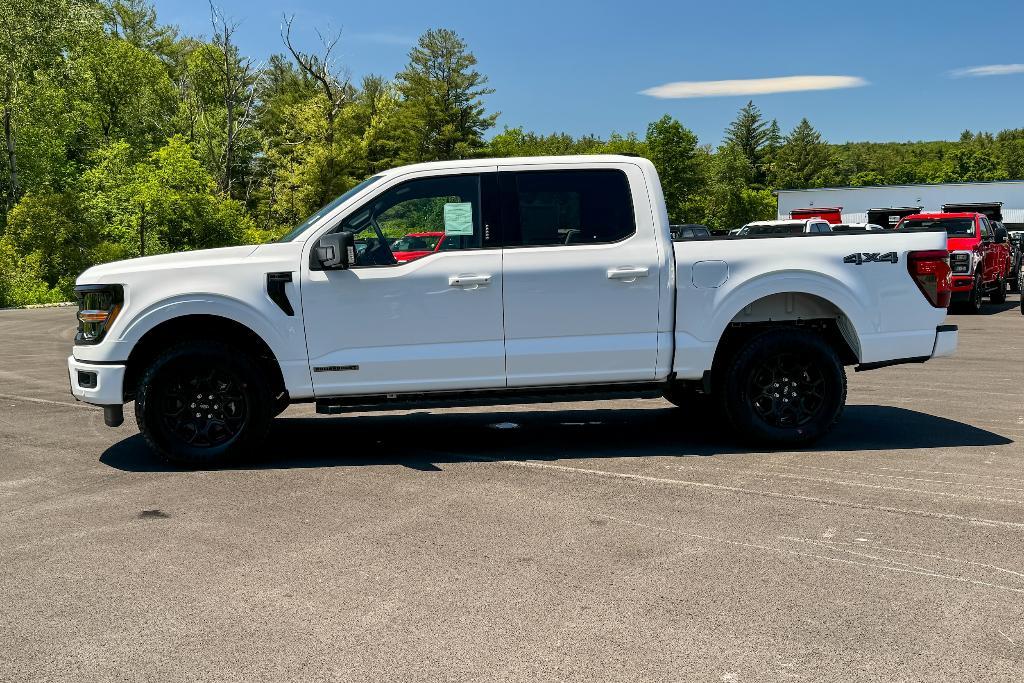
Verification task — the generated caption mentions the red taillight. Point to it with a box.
[907,249,952,308]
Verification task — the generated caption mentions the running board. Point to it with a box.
[315,382,667,415]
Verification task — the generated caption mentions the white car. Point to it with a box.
[69,155,957,464]
[737,219,832,236]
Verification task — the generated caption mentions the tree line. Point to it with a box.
[2,0,1023,306]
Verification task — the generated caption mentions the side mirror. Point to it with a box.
[316,231,355,270]
[994,227,1008,244]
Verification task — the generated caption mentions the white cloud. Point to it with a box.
[950,64,1024,78]
[640,75,869,99]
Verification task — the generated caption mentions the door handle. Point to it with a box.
[607,266,650,280]
[449,274,492,288]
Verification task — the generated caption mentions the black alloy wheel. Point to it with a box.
[718,328,846,447]
[135,341,272,466]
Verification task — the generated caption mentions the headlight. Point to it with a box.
[949,251,971,274]
[75,284,124,345]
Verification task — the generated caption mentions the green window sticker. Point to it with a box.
[444,202,474,236]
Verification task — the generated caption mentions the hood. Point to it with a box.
[947,235,980,252]
[76,245,261,285]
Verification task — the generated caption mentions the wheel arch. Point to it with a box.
[123,314,287,402]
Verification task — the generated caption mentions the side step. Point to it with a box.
[315,382,667,415]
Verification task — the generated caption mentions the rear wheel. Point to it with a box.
[718,328,846,447]
[135,341,272,466]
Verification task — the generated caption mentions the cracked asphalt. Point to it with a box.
[1,299,1022,682]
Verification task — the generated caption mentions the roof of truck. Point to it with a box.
[379,155,652,177]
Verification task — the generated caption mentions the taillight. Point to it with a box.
[907,250,951,308]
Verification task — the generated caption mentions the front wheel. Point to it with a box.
[963,274,984,314]
[718,328,846,447]
[135,341,273,466]
[990,276,1007,304]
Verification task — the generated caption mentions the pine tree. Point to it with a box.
[723,101,768,183]
[396,29,497,162]
[773,118,830,189]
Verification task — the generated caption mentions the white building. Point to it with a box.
[775,180,1024,228]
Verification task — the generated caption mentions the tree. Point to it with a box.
[773,118,830,189]
[723,101,769,184]
[83,36,176,145]
[100,0,178,57]
[645,115,706,223]
[0,0,98,210]
[396,28,497,162]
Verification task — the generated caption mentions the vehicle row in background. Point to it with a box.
[896,212,1012,314]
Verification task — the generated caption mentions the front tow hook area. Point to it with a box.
[103,405,124,427]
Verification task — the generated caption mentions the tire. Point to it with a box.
[135,341,273,466]
[990,276,1007,304]
[1010,266,1021,294]
[963,274,984,314]
[717,328,846,447]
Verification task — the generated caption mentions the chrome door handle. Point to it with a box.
[607,267,650,280]
[449,274,492,288]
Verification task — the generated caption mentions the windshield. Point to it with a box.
[391,235,442,252]
[900,218,976,237]
[277,175,384,242]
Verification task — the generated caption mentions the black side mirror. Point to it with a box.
[316,231,355,270]
[994,227,1008,244]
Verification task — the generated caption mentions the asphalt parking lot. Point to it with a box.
[1,300,1023,682]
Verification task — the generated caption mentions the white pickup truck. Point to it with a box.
[69,155,958,465]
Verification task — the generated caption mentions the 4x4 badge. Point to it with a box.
[844,252,898,265]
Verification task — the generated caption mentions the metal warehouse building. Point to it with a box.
[776,180,1024,228]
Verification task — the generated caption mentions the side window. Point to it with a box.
[338,174,482,266]
[979,217,991,240]
[504,169,635,247]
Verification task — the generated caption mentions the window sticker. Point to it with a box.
[444,202,474,236]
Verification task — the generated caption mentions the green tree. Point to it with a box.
[773,118,830,189]
[396,28,497,162]
[645,115,706,223]
[723,101,769,185]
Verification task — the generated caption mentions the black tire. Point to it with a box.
[963,274,984,314]
[135,341,273,466]
[990,276,1007,304]
[1010,267,1021,294]
[717,328,846,447]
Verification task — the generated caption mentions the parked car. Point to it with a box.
[736,219,832,236]
[68,155,957,465]
[390,231,446,263]
[671,224,712,239]
[830,223,885,232]
[896,212,1011,313]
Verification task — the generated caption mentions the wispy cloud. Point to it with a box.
[950,64,1024,78]
[348,31,415,46]
[640,75,868,99]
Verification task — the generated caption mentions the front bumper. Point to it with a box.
[67,356,126,406]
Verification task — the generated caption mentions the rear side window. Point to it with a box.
[503,170,635,247]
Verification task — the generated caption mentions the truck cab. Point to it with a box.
[896,212,1010,312]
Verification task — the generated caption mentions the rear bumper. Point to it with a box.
[855,324,957,371]
[931,324,958,358]
[67,356,126,406]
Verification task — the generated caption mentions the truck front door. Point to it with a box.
[498,164,663,386]
[301,169,506,396]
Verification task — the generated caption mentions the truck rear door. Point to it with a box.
[498,164,663,386]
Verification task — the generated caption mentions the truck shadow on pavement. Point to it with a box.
[100,404,1013,472]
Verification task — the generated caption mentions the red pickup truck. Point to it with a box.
[896,212,1011,313]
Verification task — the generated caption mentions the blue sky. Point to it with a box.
[153,0,1024,146]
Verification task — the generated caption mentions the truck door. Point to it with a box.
[498,164,662,386]
[301,169,506,396]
